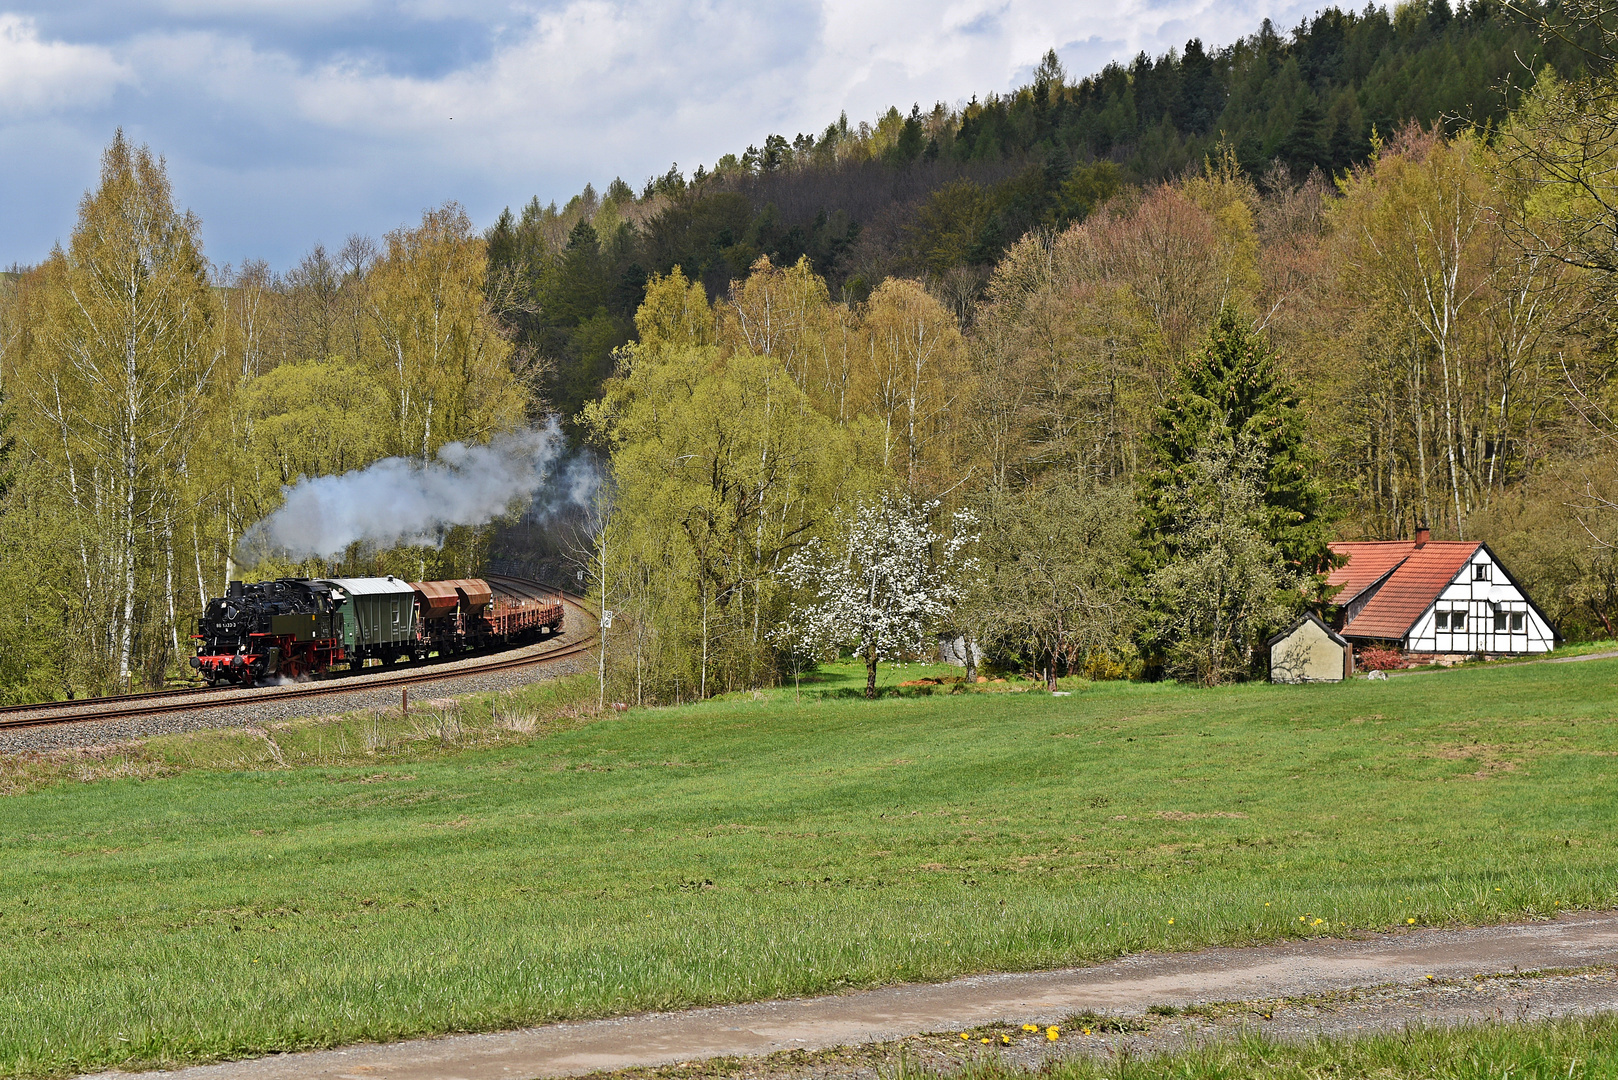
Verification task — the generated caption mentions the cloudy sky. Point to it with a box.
[0,0,1318,270]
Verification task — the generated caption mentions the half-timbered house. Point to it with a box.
[1326,528,1556,657]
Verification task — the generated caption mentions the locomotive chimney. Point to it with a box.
[1414,524,1430,549]
[228,580,243,598]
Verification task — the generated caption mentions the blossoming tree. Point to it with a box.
[778,493,975,698]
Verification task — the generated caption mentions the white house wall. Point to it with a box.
[1402,548,1554,655]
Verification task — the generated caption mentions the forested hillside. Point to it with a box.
[3,0,1618,703]
[487,0,1591,423]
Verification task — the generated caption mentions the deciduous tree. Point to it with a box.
[21,133,221,688]
[779,493,974,698]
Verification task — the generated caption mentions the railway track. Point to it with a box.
[0,580,596,734]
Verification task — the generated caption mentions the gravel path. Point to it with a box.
[0,610,595,755]
[84,911,1618,1080]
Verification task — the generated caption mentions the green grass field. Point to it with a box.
[4,658,1618,1078]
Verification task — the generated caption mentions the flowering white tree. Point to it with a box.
[778,493,975,698]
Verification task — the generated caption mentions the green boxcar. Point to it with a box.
[319,576,418,662]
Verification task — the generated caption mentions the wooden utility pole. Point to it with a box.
[597,527,608,711]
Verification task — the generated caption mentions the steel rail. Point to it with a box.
[0,580,595,733]
[0,685,211,716]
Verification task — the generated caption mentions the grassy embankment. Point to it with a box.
[905,1017,1618,1079]
[3,657,1618,1077]
[607,1015,1618,1080]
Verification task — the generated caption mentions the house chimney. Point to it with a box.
[1414,524,1430,549]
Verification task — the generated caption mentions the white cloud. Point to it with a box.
[0,0,1320,267]
[0,13,128,116]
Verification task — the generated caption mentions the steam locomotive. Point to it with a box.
[192,575,563,687]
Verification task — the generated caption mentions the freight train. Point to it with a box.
[190,576,564,687]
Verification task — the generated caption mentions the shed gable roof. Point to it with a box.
[1328,541,1482,640]
[1266,611,1350,649]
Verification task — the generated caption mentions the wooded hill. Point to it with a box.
[488,0,1591,424]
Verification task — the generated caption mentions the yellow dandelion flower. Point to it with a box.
[981,1037,991,1044]
[1425,974,1435,981]
[1001,1035,1011,1045]
[1022,1024,1038,1032]
[1082,1028,1092,1036]
[1407,918,1416,924]
[1167,918,1174,924]
[1046,1026,1060,1041]
[960,1032,970,1040]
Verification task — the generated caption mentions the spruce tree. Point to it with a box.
[1138,305,1333,579]
[1280,98,1328,176]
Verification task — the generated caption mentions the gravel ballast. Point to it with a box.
[0,606,595,755]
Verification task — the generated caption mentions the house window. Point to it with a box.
[1511,612,1525,632]
[1494,611,1507,632]
[1450,610,1466,632]
[1474,562,1491,581]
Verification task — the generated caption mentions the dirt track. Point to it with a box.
[90,911,1618,1080]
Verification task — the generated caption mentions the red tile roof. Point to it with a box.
[1325,542,1411,604]
[1328,541,1482,641]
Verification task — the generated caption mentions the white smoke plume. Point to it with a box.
[237,421,596,565]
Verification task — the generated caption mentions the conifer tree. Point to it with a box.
[1138,305,1333,579]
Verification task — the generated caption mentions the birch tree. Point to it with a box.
[23,133,221,688]
[1335,127,1497,535]
[858,279,970,493]
[366,204,527,461]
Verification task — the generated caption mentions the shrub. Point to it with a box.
[1357,645,1406,671]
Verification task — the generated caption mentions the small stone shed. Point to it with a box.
[1267,613,1353,683]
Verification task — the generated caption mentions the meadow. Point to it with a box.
[4,658,1618,1077]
